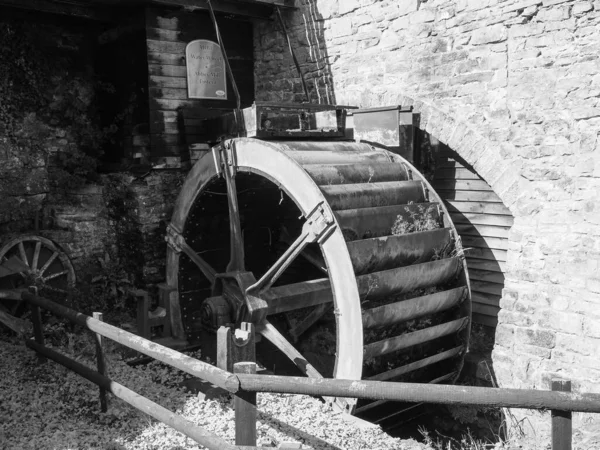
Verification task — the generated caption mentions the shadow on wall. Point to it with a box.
[257,0,336,104]
[417,126,514,344]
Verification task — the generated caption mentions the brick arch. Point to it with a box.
[374,93,530,218]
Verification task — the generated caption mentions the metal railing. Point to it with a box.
[21,290,600,450]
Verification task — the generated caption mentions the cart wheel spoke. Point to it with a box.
[1,236,76,320]
[18,242,29,267]
[31,241,42,271]
[257,320,323,379]
[39,251,59,277]
[43,269,69,282]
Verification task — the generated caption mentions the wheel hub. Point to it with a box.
[200,270,269,331]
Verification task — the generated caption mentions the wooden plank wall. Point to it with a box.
[145,7,255,168]
[430,146,514,328]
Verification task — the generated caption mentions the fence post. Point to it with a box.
[551,379,572,450]
[135,290,150,339]
[93,312,108,413]
[234,361,257,447]
[28,286,46,364]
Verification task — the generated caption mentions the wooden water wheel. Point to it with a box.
[0,235,76,318]
[165,138,471,423]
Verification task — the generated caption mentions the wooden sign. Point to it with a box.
[186,40,227,100]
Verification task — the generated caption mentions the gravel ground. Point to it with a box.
[0,336,433,450]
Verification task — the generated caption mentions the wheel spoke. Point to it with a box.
[39,251,59,276]
[18,242,29,268]
[288,303,331,342]
[180,241,217,285]
[32,241,41,271]
[256,320,323,379]
[247,228,310,294]
[247,205,334,295]
[222,145,245,272]
[263,278,333,315]
[43,269,69,282]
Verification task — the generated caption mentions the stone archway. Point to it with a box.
[387,94,530,217]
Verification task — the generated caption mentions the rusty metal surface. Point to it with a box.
[321,181,426,210]
[335,202,441,241]
[347,228,453,274]
[363,317,468,360]
[362,286,467,329]
[303,162,410,185]
[356,257,462,300]
[367,346,464,382]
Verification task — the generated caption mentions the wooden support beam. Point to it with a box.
[234,362,257,447]
[0,0,114,21]
[148,0,292,19]
[0,0,294,22]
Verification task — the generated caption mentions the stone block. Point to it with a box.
[410,8,436,24]
[542,0,570,5]
[509,22,546,38]
[339,0,360,15]
[555,333,599,356]
[572,1,594,15]
[515,327,556,348]
[583,317,600,339]
[498,309,534,327]
[537,5,571,20]
[520,343,552,358]
[494,324,515,348]
[328,17,353,38]
[397,0,419,16]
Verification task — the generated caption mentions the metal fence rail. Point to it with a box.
[21,290,600,450]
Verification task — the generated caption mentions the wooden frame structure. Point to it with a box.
[0,0,294,22]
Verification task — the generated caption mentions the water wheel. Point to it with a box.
[165,138,470,422]
[0,235,76,317]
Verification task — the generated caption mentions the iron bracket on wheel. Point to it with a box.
[165,223,184,253]
[214,140,238,179]
[214,271,268,326]
[303,202,336,245]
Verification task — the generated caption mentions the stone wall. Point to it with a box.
[0,13,183,305]
[0,15,110,265]
[255,0,600,446]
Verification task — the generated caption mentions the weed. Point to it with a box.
[391,203,440,235]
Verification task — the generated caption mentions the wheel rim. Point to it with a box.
[167,138,363,382]
[0,235,75,315]
[166,137,471,415]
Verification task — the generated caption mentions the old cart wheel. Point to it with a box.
[0,236,76,316]
[166,138,470,419]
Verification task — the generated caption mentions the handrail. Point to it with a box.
[21,292,239,393]
[234,374,600,413]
